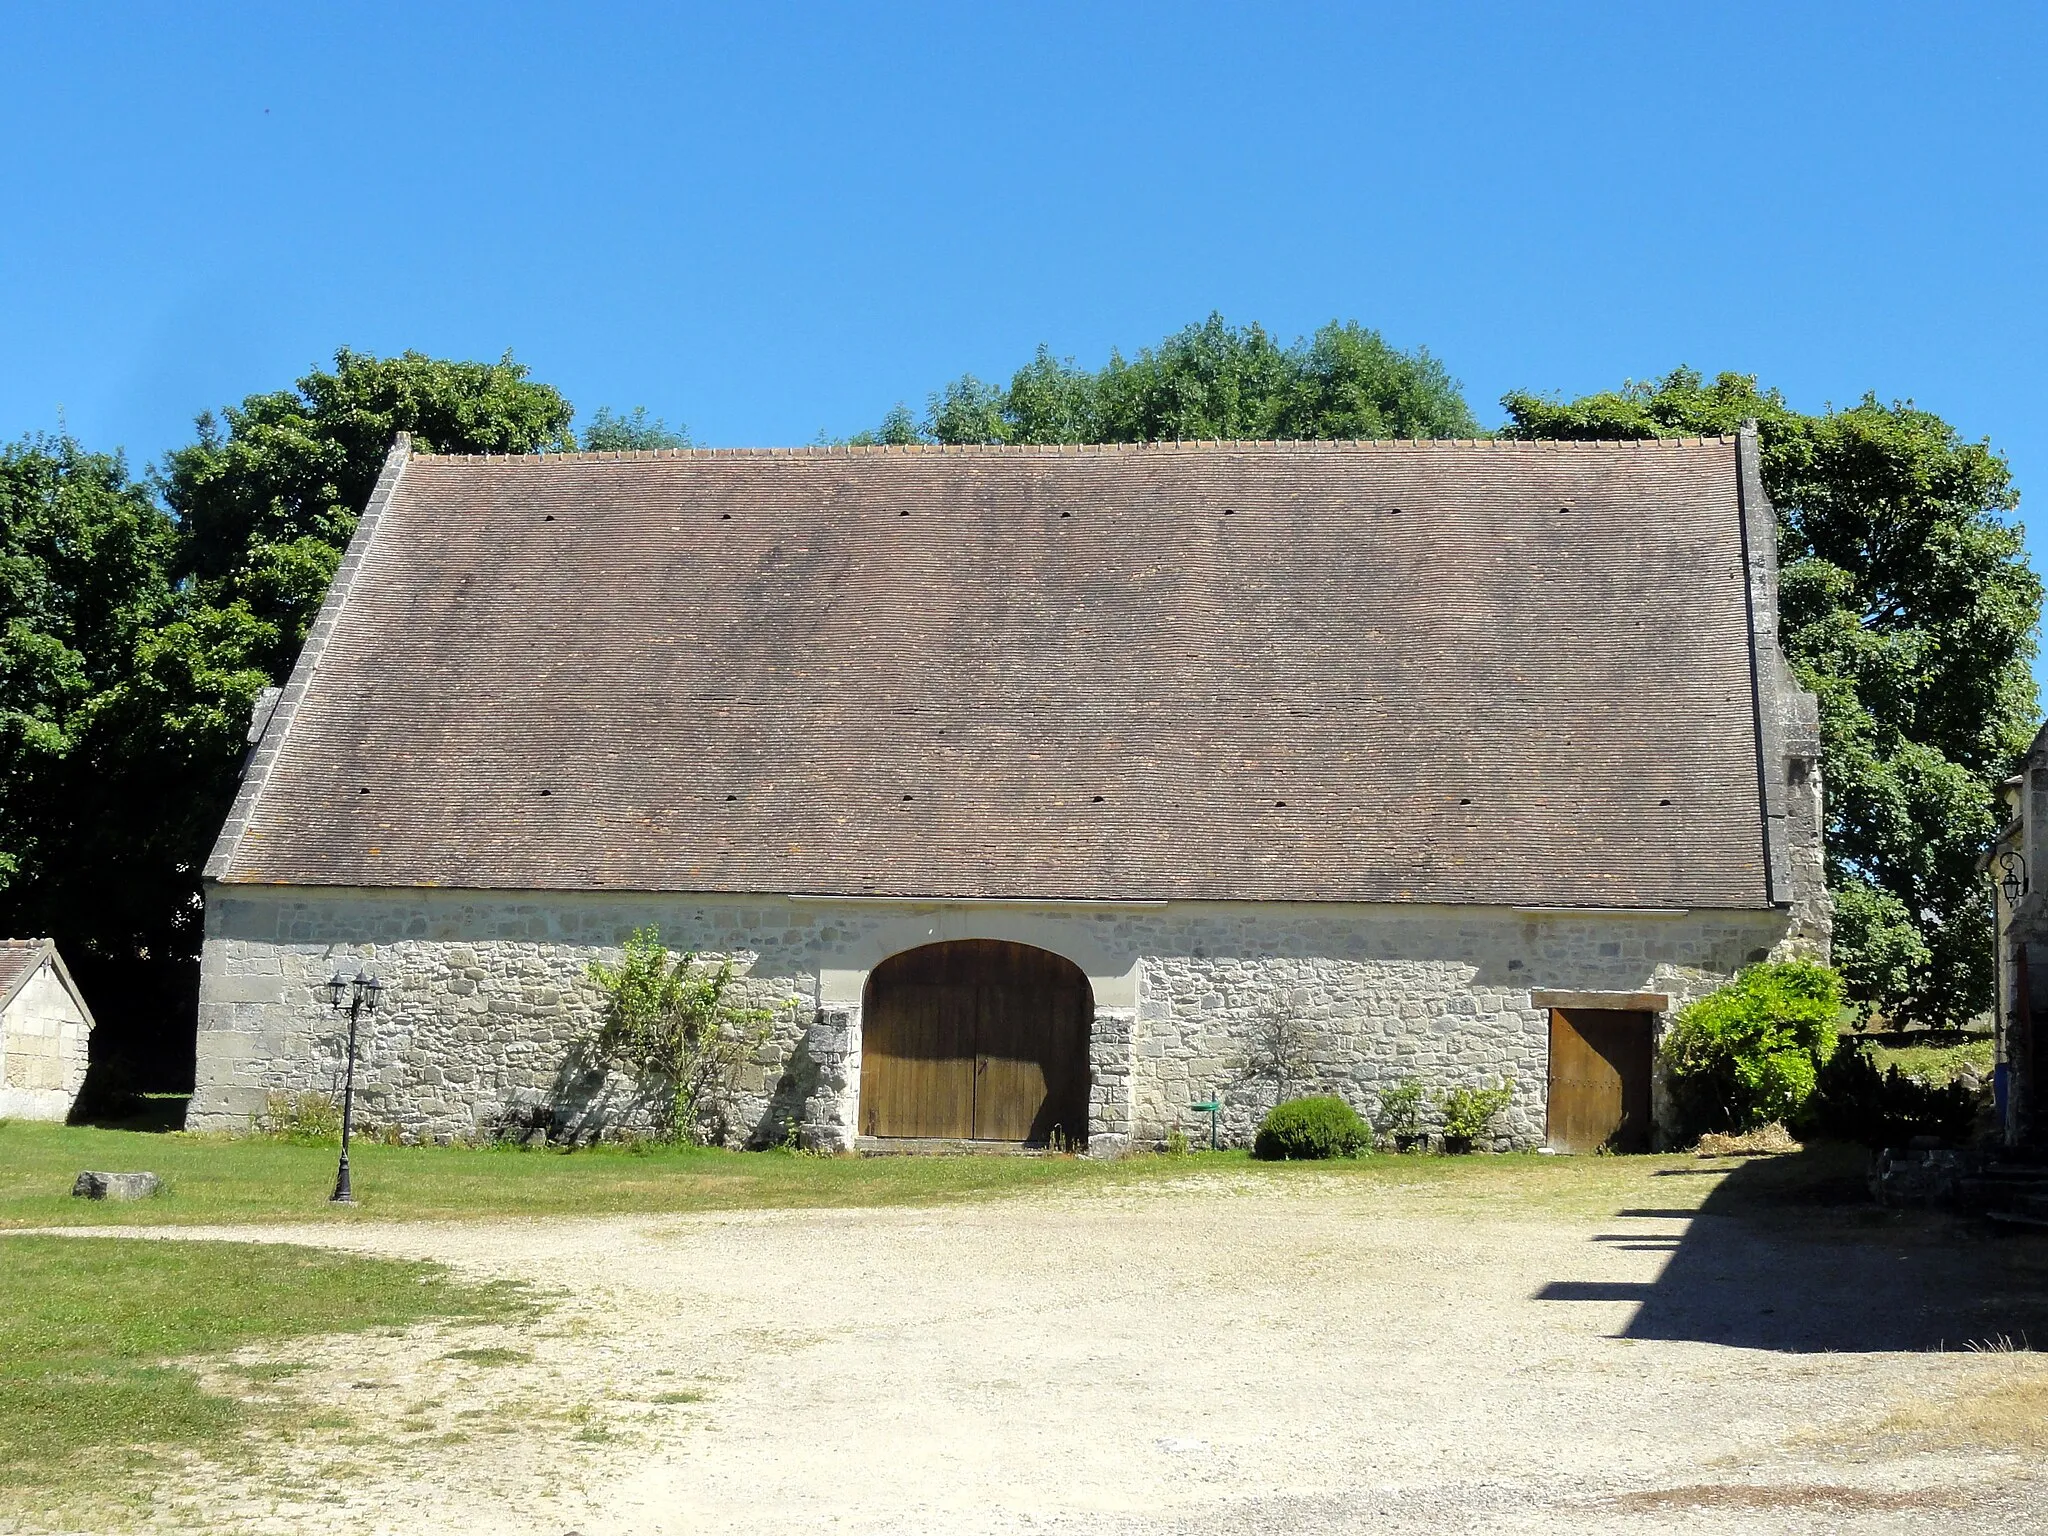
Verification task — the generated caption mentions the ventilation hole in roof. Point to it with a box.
[1060,510,1071,518]
[1459,797,1471,805]
[1223,508,1235,516]
[1558,505,1571,515]
[720,512,732,520]
[902,793,914,802]
[539,789,552,797]
[1386,506,1402,516]
[1659,798,1672,806]
[543,514,555,522]
[725,793,737,801]
[358,787,370,795]
[1274,800,1288,808]
[899,509,910,516]
[1092,795,1104,803]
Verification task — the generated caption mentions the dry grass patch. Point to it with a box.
[1605,1483,1952,1512]
[1879,1353,2048,1454]
[1695,1122,1803,1157]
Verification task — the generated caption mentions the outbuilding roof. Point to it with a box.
[0,940,49,1003]
[0,938,93,1023]
[208,434,1792,909]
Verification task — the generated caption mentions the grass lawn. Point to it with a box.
[1864,1033,1996,1085]
[0,1118,1875,1229]
[0,1234,524,1521]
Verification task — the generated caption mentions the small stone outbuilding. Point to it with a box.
[190,429,1827,1152]
[0,939,95,1121]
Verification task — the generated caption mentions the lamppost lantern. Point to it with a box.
[320,961,387,1206]
[1999,850,2030,907]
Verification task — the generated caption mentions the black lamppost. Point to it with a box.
[324,966,385,1204]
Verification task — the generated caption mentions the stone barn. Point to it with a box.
[1,938,95,1121]
[189,429,1827,1153]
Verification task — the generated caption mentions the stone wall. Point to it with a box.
[1127,907,1787,1150]
[193,885,1804,1152]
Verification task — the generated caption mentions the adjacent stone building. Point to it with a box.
[1987,723,2048,1147]
[0,938,95,1121]
[190,430,1827,1152]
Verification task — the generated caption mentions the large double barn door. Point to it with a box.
[860,940,1090,1144]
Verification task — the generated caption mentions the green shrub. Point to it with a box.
[1662,960,1843,1137]
[258,1091,340,1144]
[1797,1041,1978,1148]
[1252,1095,1371,1160]
[1439,1079,1514,1144]
[1374,1079,1426,1139]
[587,928,787,1140]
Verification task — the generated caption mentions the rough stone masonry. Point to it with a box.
[192,887,1820,1152]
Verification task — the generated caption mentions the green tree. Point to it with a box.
[1501,370,2039,1026]
[893,315,1478,445]
[578,406,690,451]
[0,434,178,912]
[0,434,243,1085]
[847,403,924,446]
[8,352,576,1087]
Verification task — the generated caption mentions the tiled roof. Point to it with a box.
[210,436,1778,908]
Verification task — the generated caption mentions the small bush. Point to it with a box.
[259,1091,341,1144]
[587,928,787,1140]
[1252,1095,1371,1160]
[1439,1079,1514,1143]
[1797,1041,1978,1148]
[1662,960,1843,1138]
[1374,1079,1426,1139]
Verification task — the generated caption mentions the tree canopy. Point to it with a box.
[577,406,691,451]
[862,315,1480,446]
[1502,369,2040,1025]
[0,435,177,917]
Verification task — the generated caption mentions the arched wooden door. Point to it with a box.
[860,940,1091,1145]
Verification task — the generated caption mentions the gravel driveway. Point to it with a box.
[96,1171,2048,1535]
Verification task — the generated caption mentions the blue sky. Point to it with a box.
[5,2,2044,672]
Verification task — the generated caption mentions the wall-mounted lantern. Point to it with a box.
[1999,850,2030,908]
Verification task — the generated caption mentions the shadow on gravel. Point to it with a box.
[1536,1145,2048,1352]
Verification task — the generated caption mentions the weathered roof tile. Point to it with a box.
[214,437,1773,907]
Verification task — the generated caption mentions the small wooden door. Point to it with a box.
[1546,1009,1653,1153]
[861,940,1090,1144]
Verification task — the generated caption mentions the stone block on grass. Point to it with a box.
[71,1170,161,1200]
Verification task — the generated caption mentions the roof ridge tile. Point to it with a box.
[412,433,1739,463]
